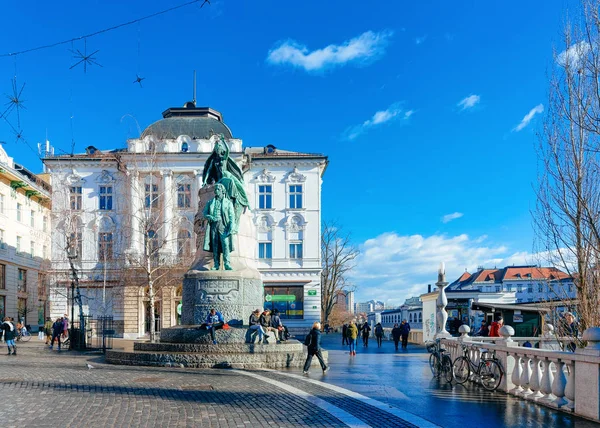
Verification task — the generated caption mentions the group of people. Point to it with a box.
[47,315,69,351]
[340,320,412,354]
[248,308,289,344]
[475,317,504,337]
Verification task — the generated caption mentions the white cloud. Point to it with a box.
[441,212,463,223]
[556,41,591,68]
[457,94,480,110]
[267,30,393,72]
[415,35,427,45]
[349,232,540,306]
[513,104,544,132]
[343,102,412,140]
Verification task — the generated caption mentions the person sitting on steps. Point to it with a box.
[248,309,269,343]
[200,308,225,344]
[259,309,275,343]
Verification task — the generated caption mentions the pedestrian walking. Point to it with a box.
[341,323,348,346]
[303,322,329,375]
[347,321,358,355]
[44,317,53,345]
[489,317,503,337]
[391,323,402,351]
[374,322,384,348]
[361,323,371,347]
[49,317,64,350]
[200,308,225,344]
[400,319,411,349]
[1,317,16,355]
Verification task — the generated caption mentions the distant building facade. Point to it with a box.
[0,145,52,328]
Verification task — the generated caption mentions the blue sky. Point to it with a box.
[0,0,575,305]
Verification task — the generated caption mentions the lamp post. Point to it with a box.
[66,240,85,350]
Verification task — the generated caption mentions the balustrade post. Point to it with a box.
[563,360,575,411]
[458,325,470,342]
[539,358,554,403]
[528,355,544,401]
[510,354,523,395]
[551,359,568,408]
[520,355,533,397]
[574,327,600,420]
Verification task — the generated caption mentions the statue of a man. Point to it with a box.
[203,183,237,270]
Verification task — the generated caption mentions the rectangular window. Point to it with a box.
[70,187,82,211]
[43,216,48,232]
[17,297,27,324]
[43,245,48,259]
[528,285,533,293]
[289,185,303,209]
[17,268,27,292]
[538,284,543,293]
[0,264,5,289]
[145,183,159,208]
[16,236,21,252]
[99,186,113,210]
[30,210,35,228]
[0,193,4,214]
[98,232,113,260]
[0,295,4,319]
[258,242,272,259]
[69,232,82,258]
[0,229,4,248]
[517,285,523,293]
[177,183,191,209]
[30,241,35,257]
[259,185,272,209]
[568,284,573,293]
[16,203,22,221]
[495,285,501,292]
[289,242,303,259]
[263,286,304,320]
[38,273,46,298]
[506,284,512,292]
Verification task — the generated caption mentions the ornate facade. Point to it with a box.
[44,103,328,338]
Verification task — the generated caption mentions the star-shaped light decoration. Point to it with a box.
[69,39,102,73]
[3,77,26,124]
[201,0,211,7]
[133,74,145,88]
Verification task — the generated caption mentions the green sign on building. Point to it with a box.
[307,290,317,296]
[265,294,296,302]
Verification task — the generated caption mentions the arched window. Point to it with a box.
[419,312,422,322]
[181,142,189,152]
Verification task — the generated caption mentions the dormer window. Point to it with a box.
[181,142,189,153]
[516,273,522,279]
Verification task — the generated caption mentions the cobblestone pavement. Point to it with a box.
[0,340,426,428]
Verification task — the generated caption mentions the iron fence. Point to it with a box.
[70,316,114,353]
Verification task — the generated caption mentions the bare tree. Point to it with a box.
[321,222,359,323]
[118,146,194,342]
[534,0,600,343]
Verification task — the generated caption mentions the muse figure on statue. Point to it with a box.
[203,183,237,270]
[202,134,249,222]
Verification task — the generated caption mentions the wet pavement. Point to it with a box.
[304,333,598,428]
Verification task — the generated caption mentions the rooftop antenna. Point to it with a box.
[193,70,197,106]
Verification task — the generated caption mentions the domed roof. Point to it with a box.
[140,103,233,140]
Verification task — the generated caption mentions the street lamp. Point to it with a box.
[66,241,85,350]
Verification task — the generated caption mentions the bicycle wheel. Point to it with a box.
[21,331,31,342]
[480,359,503,391]
[453,356,471,384]
[442,354,453,383]
[429,353,441,377]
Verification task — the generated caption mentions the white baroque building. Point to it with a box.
[43,102,328,337]
[0,144,52,328]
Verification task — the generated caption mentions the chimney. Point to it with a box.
[427,284,431,293]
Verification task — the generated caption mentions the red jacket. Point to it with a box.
[489,321,502,337]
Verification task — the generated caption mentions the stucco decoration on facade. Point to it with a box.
[286,167,307,183]
[256,169,276,183]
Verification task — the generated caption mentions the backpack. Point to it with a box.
[304,332,313,347]
[375,325,383,335]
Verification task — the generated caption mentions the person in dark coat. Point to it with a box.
[374,323,384,348]
[270,309,285,343]
[342,324,348,346]
[49,317,64,350]
[303,322,329,374]
[399,319,411,349]
[361,323,371,347]
[1,317,16,355]
[477,321,489,337]
[391,323,402,351]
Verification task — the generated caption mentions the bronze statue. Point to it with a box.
[202,184,236,270]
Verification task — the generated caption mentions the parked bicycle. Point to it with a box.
[426,339,453,383]
[453,343,504,391]
[16,327,31,342]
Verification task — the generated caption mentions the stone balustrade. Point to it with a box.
[441,326,600,422]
